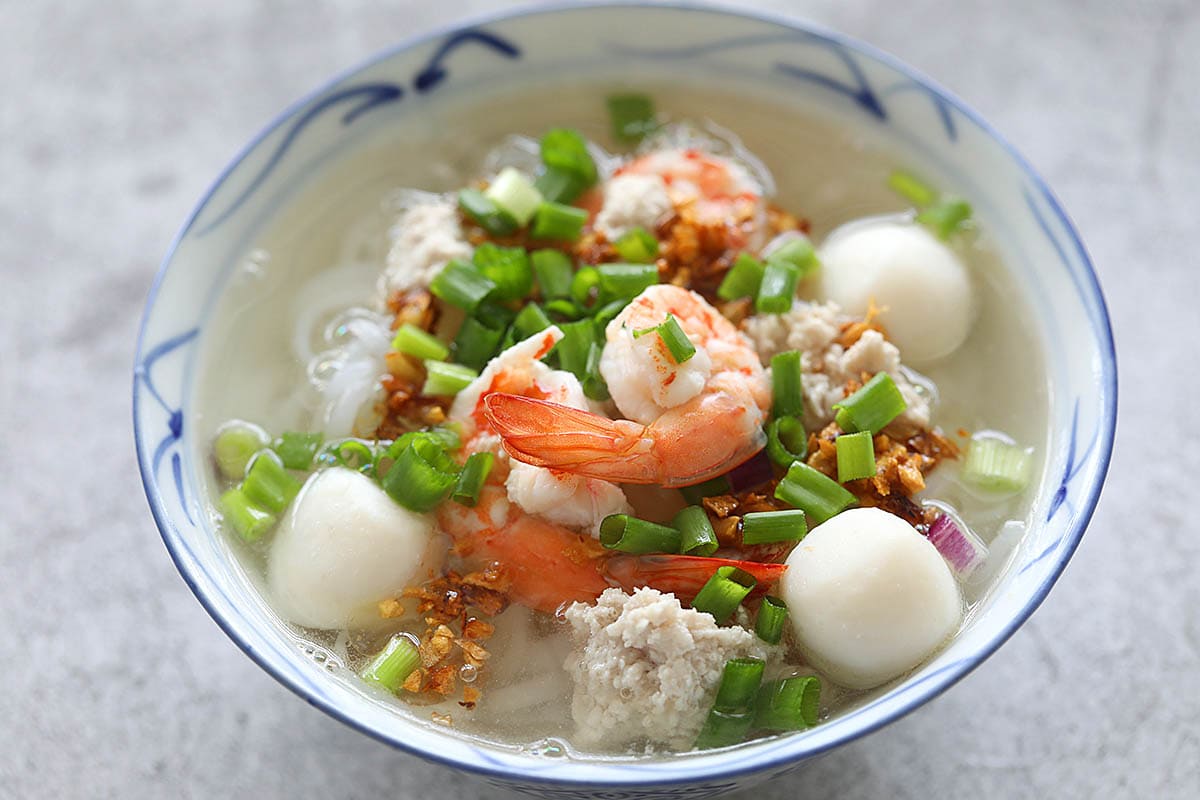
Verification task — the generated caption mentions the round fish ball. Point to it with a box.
[267,467,438,629]
[780,507,963,690]
[818,220,972,364]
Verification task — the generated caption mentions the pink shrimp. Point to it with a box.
[438,486,787,614]
[484,284,771,487]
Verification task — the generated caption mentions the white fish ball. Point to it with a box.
[780,507,963,690]
[267,467,437,629]
[819,220,972,364]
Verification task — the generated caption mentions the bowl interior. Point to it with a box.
[134,3,1115,792]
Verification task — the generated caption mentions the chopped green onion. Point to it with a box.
[833,372,908,435]
[774,461,857,524]
[513,303,553,339]
[531,201,588,241]
[452,451,495,507]
[754,259,800,314]
[741,509,808,545]
[612,227,659,263]
[457,188,518,237]
[213,420,270,480]
[962,436,1032,492]
[452,317,506,372]
[570,265,601,306]
[597,262,658,301]
[483,166,543,225]
[716,253,765,301]
[361,634,422,693]
[430,259,496,314]
[273,431,323,471]
[673,505,719,557]
[472,243,533,301]
[326,439,375,472]
[381,436,459,512]
[835,430,876,482]
[530,249,574,300]
[599,514,682,554]
[539,128,598,185]
[241,452,302,514]
[219,487,276,542]
[391,323,450,362]
[422,360,478,397]
[695,657,765,749]
[473,301,517,331]
[679,475,731,505]
[769,350,804,419]
[754,676,821,731]
[691,565,756,624]
[582,341,610,401]
[544,298,585,320]
[556,319,597,380]
[887,170,938,207]
[755,596,788,645]
[592,299,628,330]
[767,236,819,278]
[633,313,696,364]
[916,198,973,240]
[534,166,587,205]
[607,93,657,143]
[765,416,807,468]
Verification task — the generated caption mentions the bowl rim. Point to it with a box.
[133,0,1117,788]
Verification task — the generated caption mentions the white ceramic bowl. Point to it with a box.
[133,3,1117,798]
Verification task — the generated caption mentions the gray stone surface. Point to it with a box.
[2,0,1196,797]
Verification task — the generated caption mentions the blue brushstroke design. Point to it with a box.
[774,52,885,120]
[413,29,521,93]
[195,83,404,235]
[880,80,958,140]
[136,327,198,518]
[1024,186,1105,335]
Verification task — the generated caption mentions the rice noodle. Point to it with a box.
[305,307,393,438]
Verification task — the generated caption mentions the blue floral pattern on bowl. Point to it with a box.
[133,4,1116,798]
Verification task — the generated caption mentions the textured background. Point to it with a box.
[3,1,1197,798]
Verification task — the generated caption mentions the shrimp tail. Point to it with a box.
[604,554,787,604]
[483,393,662,483]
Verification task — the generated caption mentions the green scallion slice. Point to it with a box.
[531,201,588,242]
[381,436,459,512]
[421,360,478,397]
[695,657,765,749]
[457,188,518,236]
[695,708,755,750]
[472,243,533,301]
[887,170,938,207]
[769,350,804,420]
[452,317,506,372]
[612,227,659,263]
[754,675,821,731]
[597,262,658,301]
[835,430,876,482]
[774,461,857,524]
[916,197,973,240]
[273,431,324,471]
[962,436,1032,492]
[539,128,598,185]
[219,487,276,542]
[741,509,808,545]
[599,514,682,554]
[361,634,421,693]
[570,265,601,306]
[833,372,908,435]
[555,319,597,380]
[765,416,807,468]
[530,249,574,300]
[513,303,553,340]
[582,340,610,402]
[452,451,495,507]
[430,259,496,314]
[766,235,819,278]
[633,314,695,364]
[755,596,788,645]
[691,565,756,624]
[679,475,732,505]
[754,259,800,314]
[606,93,657,143]
[672,505,719,557]
[543,298,585,320]
[716,253,765,301]
[241,452,302,514]
[592,299,628,331]
[483,166,543,225]
[391,323,450,362]
[534,166,587,205]
[213,420,270,480]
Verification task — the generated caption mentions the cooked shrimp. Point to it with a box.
[615,148,766,247]
[484,285,771,487]
[438,486,787,613]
